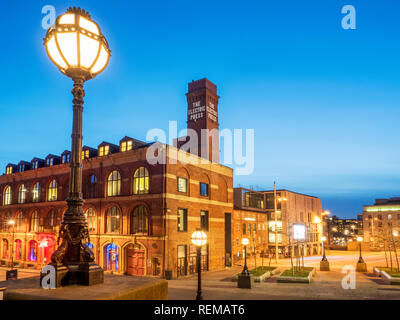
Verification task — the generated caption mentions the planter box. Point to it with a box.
[232,267,278,282]
[381,271,400,285]
[277,267,315,284]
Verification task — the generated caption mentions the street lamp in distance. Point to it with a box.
[238,237,253,289]
[6,220,18,280]
[356,236,367,272]
[320,236,330,271]
[191,230,207,300]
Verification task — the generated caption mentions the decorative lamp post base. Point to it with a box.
[356,261,367,272]
[237,274,253,289]
[320,260,330,271]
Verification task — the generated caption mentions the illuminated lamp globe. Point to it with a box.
[43,7,111,81]
[191,230,207,247]
[241,238,249,246]
[357,236,363,242]
[321,236,327,242]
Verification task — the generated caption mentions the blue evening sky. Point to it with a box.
[0,0,399,218]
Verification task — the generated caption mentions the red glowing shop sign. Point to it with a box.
[38,233,55,263]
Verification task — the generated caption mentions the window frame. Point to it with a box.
[107,170,121,197]
[200,182,209,197]
[177,208,188,232]
[177,177,188,193]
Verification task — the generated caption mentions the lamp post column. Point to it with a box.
[196,246,202,300]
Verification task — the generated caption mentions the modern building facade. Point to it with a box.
[0,79,234,279]
[363,198,400,251]
[232,188,323,261]
[324,215,362,247]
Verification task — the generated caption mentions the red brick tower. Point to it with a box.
[185,78,220,163]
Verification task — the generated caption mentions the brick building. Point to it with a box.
[0,79,233,279]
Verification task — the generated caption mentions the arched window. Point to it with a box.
[3,186,12,205]
[15,239,22,260]
[15,212,24,231]
[107,171,121,197]
[106,206,120,233]
[32,182,40,203]
[28,240,38,262]
[130,206,149,235]
[48,180,58,202]
[18,184,27,204]
[47,209,57,227]
[30,211,39,232]
[85,208,96,233]
[87,174,97,198]
[2,239,8,259]
[133,167,149,194]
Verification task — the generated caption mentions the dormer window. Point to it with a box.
[46,158,54,166]
[62,154,71,164]
[6,167,12,175]
[121,140,133,152]
[82,150,90,160]
[19,164,25,172]
[32,161,38,169]
[99,145,110,156]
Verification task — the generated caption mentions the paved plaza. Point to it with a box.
[168,251,400,300]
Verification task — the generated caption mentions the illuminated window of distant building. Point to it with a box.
[200,210,209,231]
[269,233,282,243]
[15,239,22,260]
[133,167,149,194]
[121,140,133,152]
[32,182,40,203]
[47,210,57,227]
[177,208,187,232]
[86,208,96,233]
[130,206,149,235]
[2,239,8,258]
[30,211,39,232]
[18,184,27,204]
[16,212,24,231]
[3,186,12,205]
[268,221,282,232]
[82,150,89,160]
[106,206,120,233]
[48,180,58,201]
[107,170,121,197]
[99,145,110,157]
[177,177,187,193]
[29,240,38,262]
[6,166,13,175]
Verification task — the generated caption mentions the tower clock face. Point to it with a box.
[188,100,205,122]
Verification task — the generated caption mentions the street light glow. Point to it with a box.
[241,238,249,246]
[357,236,363,242]
[191,230,208,247]
[8,220,15,225]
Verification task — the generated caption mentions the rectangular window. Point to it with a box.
[121,141,127,152]
[127,140,132,151]
[177,177,187,193]
[200,183,209,196]
[248,224,251,233]
[242,223,246,234]
[200,210,209,231]
[177,208,188,232]
[269,233,283,243]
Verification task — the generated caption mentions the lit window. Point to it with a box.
[121,141,126,152]
[99,145,110,156]
[30,211,39,232]
[82,150,90,160]
[47,209,57,226]
[48,180,58,201]
[86,208,96,232]
[16,212,24,231]
[177,208,188,232]
[3,186,12,205]
[6,167,12,175]
[106,206,120,233]
[121,140,133,152]
[133,167,149,194]
[107,170,121,197]
[32,182,40,203]
[177,177,187,193]
[130,206,148,234]
[18,184,27,204]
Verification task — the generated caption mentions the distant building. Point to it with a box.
[363,197,400,250]
[324,215,362,247]
[232,187,323,261]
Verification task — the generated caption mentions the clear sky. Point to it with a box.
[1,0,399,218]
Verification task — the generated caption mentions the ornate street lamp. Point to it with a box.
[191,230,207,300]
[241,237,250,275]
[43,7,110,286]
[320,236,330,271]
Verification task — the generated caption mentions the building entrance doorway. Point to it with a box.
[126,244,145,276]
